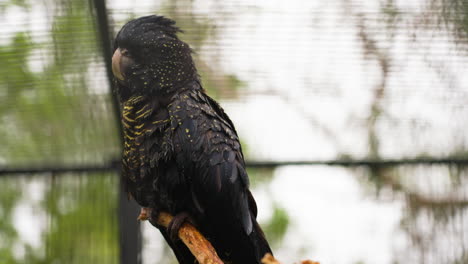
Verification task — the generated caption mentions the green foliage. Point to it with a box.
[263,205,289,247]
[0,0,29,11]
[0,0,118,166]
[353,261,366,264]
[436,0,468,42]
[248,167,290,249]
[0,0,119,263]
[37,174,119,264]
[247,167,275,187]
[0,178,21,264]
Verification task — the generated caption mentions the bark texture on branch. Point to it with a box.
[152,212,318,264]
[155,212,224,264]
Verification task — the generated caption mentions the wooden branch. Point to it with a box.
[151,212,318,264]
[155,212,224,264]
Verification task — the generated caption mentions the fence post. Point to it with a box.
[118,179,142,264]
[91,0,142,263]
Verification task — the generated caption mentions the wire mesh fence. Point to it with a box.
[1,0,467,264]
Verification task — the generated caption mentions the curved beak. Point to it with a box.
[112,48,125,81]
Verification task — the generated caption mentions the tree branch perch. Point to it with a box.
[154,212,224,264]
[152,212,319,264]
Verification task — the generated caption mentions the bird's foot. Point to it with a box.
[137,207,152,221]
[167,212,196,241]
[148,208,163,228]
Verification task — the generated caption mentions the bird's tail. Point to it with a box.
[219,215,272,264]
[249,216,273,263]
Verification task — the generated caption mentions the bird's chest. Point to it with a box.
[121,100,172,182]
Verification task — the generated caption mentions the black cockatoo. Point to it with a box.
[112,15,272,264]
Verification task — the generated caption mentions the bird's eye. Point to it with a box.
[121,49,131,57]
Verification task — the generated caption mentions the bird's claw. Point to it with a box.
[167,212,195,241]
[137,207,152,221]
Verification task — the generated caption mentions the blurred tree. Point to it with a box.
[430,0,468,44]
[0,0,119,263]
[0,178,21,264]
[262,205,289,248]
[342,0,468,263]
[29,174,118,264]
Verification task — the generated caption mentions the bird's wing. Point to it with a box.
[169,88,272,263]
[169,88,255,234]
